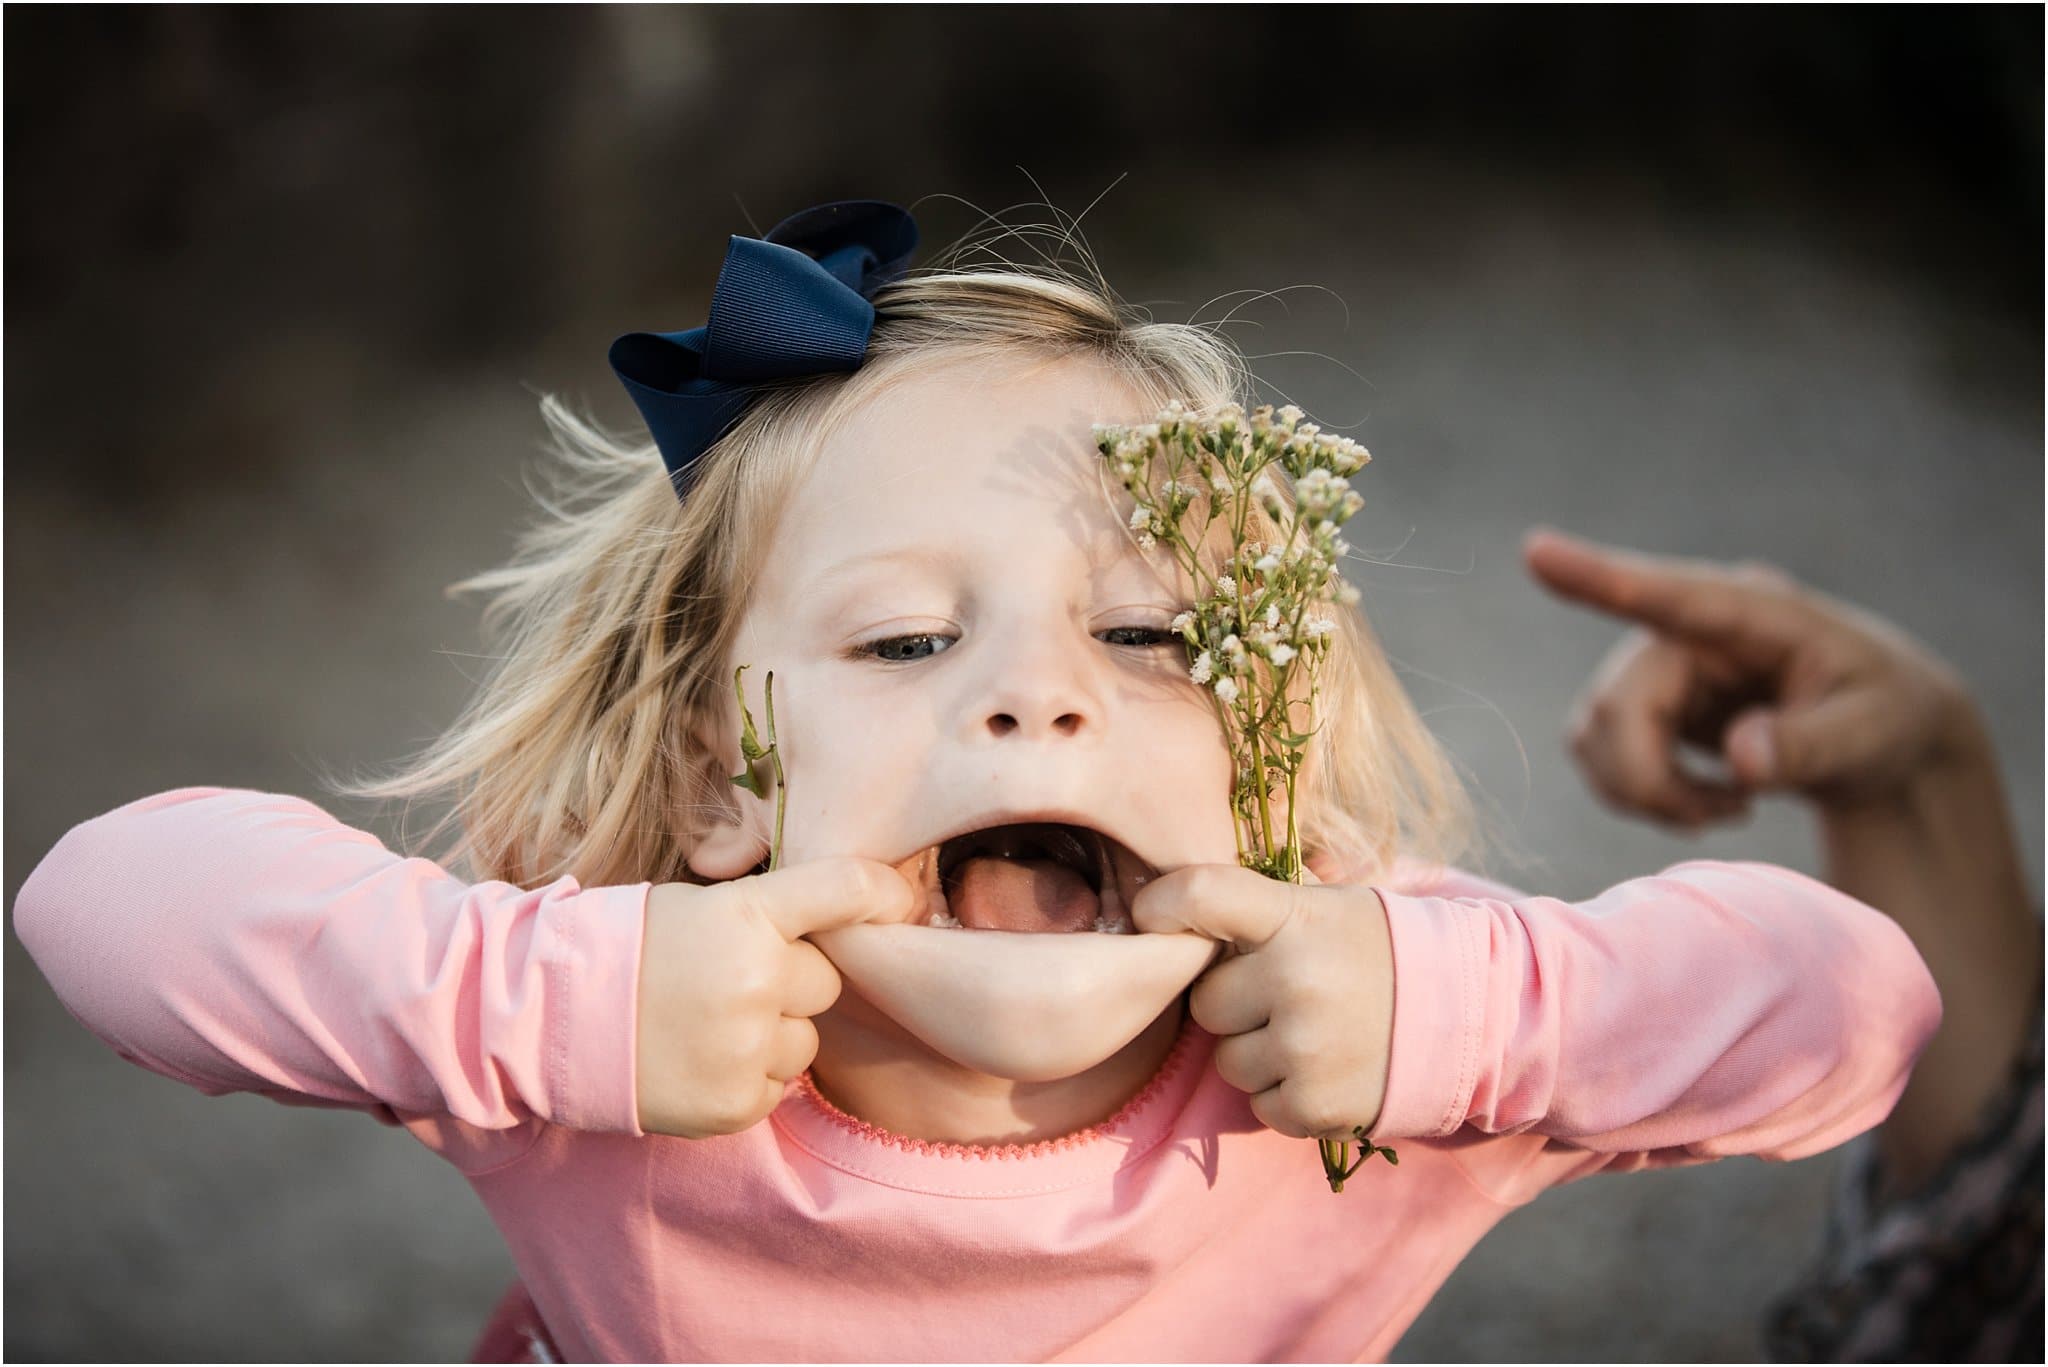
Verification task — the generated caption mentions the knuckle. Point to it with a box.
[1293,1092,1343,1139]
[1271,1014,1322,1063]
[703,1087,764,1135]
[726,952,779,1007]
[1566,716,1597,760]
[841,858,885,906]
[1212,1038,1254,1092]
[1186,977,1226,1033]
[1584,690,1628,728]
[1247,1090,1292,1137]
[1733,559,1796,593]
[783,1016,820,1064]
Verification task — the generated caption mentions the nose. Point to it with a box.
[968,619,1103,743]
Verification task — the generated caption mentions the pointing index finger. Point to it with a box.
[1522,527,1810,668]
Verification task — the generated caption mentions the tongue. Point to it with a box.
[948,856,1100,932]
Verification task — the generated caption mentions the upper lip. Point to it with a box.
[896,808,1163,884]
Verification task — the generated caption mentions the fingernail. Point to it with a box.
[1729,712,1775,782]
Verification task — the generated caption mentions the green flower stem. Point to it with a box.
[730,664,788,873]
[1095,400,1383,1193]
[764,671,786,872]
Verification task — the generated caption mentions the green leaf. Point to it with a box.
[733,665,767,760]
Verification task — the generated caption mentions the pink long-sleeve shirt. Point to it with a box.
[14,787,1942,1362]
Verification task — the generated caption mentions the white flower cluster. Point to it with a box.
[1294,467,1365,524]
[1097,398,1370,748]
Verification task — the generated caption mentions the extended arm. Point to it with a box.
[1368,859,1943,1184]
[12,787,648,1140]
[1815,700,2041,1202]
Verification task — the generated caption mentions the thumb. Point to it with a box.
[745,856,921,942]
[1724,690,1891,794]
[1130,864,1300,949]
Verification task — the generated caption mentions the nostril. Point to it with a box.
[1053,713,1082,736]
[988,714,1018,737]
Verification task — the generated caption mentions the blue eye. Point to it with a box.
[860,633,954,663]
[851,626,1182,663]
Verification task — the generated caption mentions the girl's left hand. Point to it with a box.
[1130,862,1396,1142]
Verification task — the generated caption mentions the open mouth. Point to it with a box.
[900,821,1156,934]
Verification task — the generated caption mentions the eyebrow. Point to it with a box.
[802,546,963,606]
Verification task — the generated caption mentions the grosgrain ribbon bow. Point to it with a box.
[609,199,920,498]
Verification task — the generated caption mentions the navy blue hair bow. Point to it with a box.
[609,200,920,499]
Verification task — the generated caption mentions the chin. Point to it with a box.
[808,921,1220,1082]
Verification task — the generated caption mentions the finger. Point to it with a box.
[765,1016,819,1083]
[1569,635,1751,827]
[1726,686,1906,795]
[727,857,920,941]
[1130,864,1302,948]
[1523,528,1811,669]
[1213,1028,1286,1095]
[1187,951,1273,1036]
[778,940,842,1019]
[1576,690,1744,829]
[1249,1082,1312,1140]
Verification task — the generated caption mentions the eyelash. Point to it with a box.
[852,626,1183,664]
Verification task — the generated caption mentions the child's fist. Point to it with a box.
[1131,864,1396,1142]
[635,856,918,1138]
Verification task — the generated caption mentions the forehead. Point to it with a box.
[777,352,1159,571]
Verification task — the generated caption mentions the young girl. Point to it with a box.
[13,199,1943,1363]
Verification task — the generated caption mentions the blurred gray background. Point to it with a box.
[6,6,2040,1362]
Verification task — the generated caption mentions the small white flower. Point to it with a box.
[1276,404,1304,426]
[1220,633,1245,658]
[1213,676,1240,704]
[1136,530,1157,551]
[1269,643,1297,667]
[1337,580,1361,605]
[1170,610,1195,635]
[1252,552,1280,574]
[1251,474,1280,503]
[1214,575,1237,599]
[1210,473,1232,495]
[1263,602,1280,628]
[1188,650,1213,684]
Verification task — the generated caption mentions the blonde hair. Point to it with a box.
[340,218,1482,891]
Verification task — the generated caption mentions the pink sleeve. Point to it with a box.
[1365,859,1942,1182]
[11,787,650,1151]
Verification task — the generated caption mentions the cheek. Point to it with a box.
[770,674,941,860]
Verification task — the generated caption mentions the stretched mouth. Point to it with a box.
[897,821,1159,934]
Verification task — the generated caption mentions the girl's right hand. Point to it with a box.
[635,856,918,1138]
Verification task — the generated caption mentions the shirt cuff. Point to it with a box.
[1370,887,1490,1140]
[540,880,651,1137]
